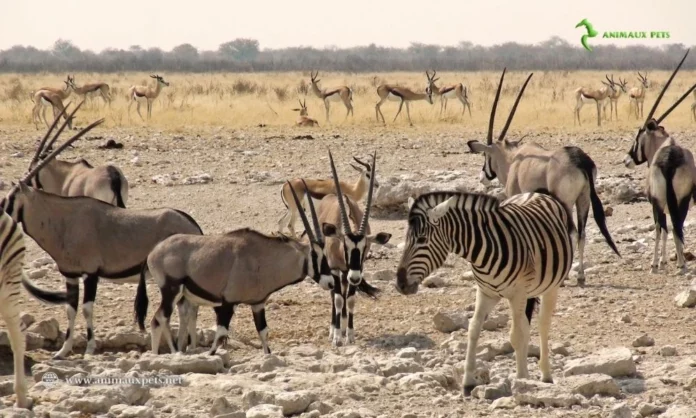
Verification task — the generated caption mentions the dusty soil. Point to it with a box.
[0,121,695,417]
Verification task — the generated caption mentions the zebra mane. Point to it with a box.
[409,191,500,216]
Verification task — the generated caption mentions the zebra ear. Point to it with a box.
[407,197,415,210]
[428,197,457,221]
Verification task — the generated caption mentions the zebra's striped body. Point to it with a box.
[0,212,31,409]
[396,191,575,395]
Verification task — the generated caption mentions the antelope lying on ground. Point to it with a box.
[28,128,129,207]
[143,181,334,355]
[425,70,471,117]
[375,76,433,126]
[623,50,696,274]
[318,151,391,346]
[278,156,375,237]
[3,105,204,359]
[293,99,319,127]
[128,74,169,121]
[309,71,353,122]
[468,68,620,285]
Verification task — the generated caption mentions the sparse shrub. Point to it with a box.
[232,79,257,95]
[296,80,309,95]
[274,86,289,102]
[4,77,24,103]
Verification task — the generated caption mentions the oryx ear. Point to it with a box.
[467,140,491,154]
[322,223,339,237]
[428,196,457,221]
[369,232,392,245]
[407,197,415,210]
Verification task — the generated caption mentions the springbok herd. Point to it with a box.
[2,49,696,411]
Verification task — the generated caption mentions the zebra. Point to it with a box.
[396,190,575,396]
[0,212,32,409]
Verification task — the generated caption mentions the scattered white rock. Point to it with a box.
[432,311,469,333]
[638,402,666,417]
[659,345,677,357]
[28,268,48,280]
[563,347,636,377]
[674,288,696,308]
[563,374,620,398]
[28,318,60,341]
[183,173,213,185]
[245,404,284,418]
[611,402,632,418]
[108,405,155,418]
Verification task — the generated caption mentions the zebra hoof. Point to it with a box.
[463,384,476,397]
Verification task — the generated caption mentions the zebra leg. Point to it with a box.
[508,293,531,379]
[538,287,559,383]
[463,287,500,396]
[55,277,80,359]
[210,302,235,355]
[0,277,30,409]
[345,284,357,344]
[252,303,271,355]
[82,274,100,355]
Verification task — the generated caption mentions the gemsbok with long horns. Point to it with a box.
[142,180,335,355]
[309,71,353,122]
[623,50,696,274]
[278,156,375,237]
[467,68,620,285]
[375,78,433,126]
[3,103,204,359]
[317,151,391,346]
[628,71,650,119]
[425,70,472,117]
[573,76,615,126]
[128,74,169,121]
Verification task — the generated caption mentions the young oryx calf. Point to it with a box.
[3,106,204,359]
[396,189,575,396]
[143,181,334,355]
[293,99,319,127]
[623,49,696,274]
[319,150,391,346]
[27,128,128,207]
[278,155,375,237]
[467,68,620,285]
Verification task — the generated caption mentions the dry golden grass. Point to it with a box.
[1,71,695,132]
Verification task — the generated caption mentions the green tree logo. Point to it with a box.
[575,19,598,51]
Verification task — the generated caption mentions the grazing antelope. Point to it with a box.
[623,50,696,274]
[628,72,649,119]
[143,181,334,355]
[292,99,319,127]
[375,79,433,126]
[0,212,33,409]
[573,76,615,126]
[603,75,628,121]
[4,106,204,359]
[32,90,74,130]
[309,71,354,122]
[128,74,169,121]
[71,76,112,107]
[467,68,620,285]
[319,151,391,346]
[278,156,375,237]
[425,70,472,117]
[396,189,575,396]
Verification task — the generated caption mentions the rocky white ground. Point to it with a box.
[0,123,695,418]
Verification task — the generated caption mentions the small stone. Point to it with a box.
[245,404,283,418]
[674,288,696,308]
[632,334,655,347]
[20,312,35,328]
[604,206,614,217]
[432,311,468,333]
[563,373,620,398]
[131,156,141,166]
[28,318,60,341]
[659,345,677,357]
[611,402,632,418]
[28,268,48,280]
[638,402,666,417]
[564,347,636,378]
[619,314,631,323]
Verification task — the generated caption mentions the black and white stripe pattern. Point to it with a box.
[0,212,30,409]
[396,190,575,395]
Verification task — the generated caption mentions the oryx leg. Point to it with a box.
[0,279,30,409]
[332,281,346,347]
[575,193,590,286]
[252,303,271,355]
[345,283,357,344]
[210,302,235,355]
[150,281,182,354]
[538,287,558,383]
[329,273,340,341]
[82,274,99,355]
[55,277,80,359]
[671,194,691,274]
[650,199,668,273]
[463,287,500,396]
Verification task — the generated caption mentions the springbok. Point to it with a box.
[309,71,353,122]
[71,76,112,107]
[425,70,471,117]
[603,75,628,121]
[29,75,74,102]
[32,91,74,130]
[292,99,319,127]
[278,156,374,237]
[628,72,649,119]
[467,68,620,285]
[128,74,169,121]
[573,76,615,126]
[375,78,433,126]
[623,50,696,274]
